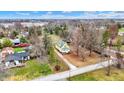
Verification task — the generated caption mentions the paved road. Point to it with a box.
[34,60,115,81]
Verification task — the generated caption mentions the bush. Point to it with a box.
[20,36,28,43]
[0,43,3,49]
[48,47,57,64]
[55,65,61,71]
[2,38,13,47]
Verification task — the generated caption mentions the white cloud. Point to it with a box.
[2,11,124,19]
[16,12,30,16]
[47,11,52,15]
[62,11,72,13]
[32,11,39,13]
[81,11,124,19]
[41,14,65,19]
[39,11,124,19]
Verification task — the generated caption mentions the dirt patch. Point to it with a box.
[63,52,103,67]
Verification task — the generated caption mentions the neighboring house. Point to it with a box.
[1,47,14,61]
[14,43,30,48]
[118,32,124,36]
[5,52,30,66]
[118,28,124,36]
[55,40,70,54]
[11,38,20,45]
[20,31,29,37]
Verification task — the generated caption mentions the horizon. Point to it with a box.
[0,11,124,19]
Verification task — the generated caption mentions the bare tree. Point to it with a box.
[29,28,46,61]
[86,23,98,56]
[71,27,83,56]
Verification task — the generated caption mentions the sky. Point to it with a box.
[0,11,124,19]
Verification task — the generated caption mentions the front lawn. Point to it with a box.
[49,34,61,44]
[112,45,124,52]
[5,60,52,80]
[68,67,124,81]
[119,27,124,32]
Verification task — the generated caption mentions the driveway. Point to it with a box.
[55,49,77,70]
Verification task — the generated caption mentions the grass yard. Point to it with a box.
[14,47,25,53]
[49,34,61,44]
[1,57,68,80]
[4,60,52,80]
[68,66,124,81]
[112,45,124,52]
[49,53,69,73]
[119,27,124,32]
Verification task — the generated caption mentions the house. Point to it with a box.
[118,32,124,36]
[1,47,14,61]
[5,52,30,67]
[14,43,30,48]
[11,38,20,45]
[118,28,124,36]
[55,40,70,54]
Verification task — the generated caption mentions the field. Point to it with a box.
[68,66,124,81]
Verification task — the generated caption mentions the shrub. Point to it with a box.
[2,38,13,47]
[20,36,28,43]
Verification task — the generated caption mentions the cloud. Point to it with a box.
[81,11,124,19]
[62,11,72,13]
[47,11,52,15]
[16,12,30,16]
[41,14,65,19]
[38,11,124,19]
[1,11,124,19]
[32,11,39,13]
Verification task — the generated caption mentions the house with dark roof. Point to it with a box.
[5,52,30,67]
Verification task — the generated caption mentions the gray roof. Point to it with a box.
[5,52,29,62]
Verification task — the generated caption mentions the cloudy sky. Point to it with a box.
[0,11,124,19]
